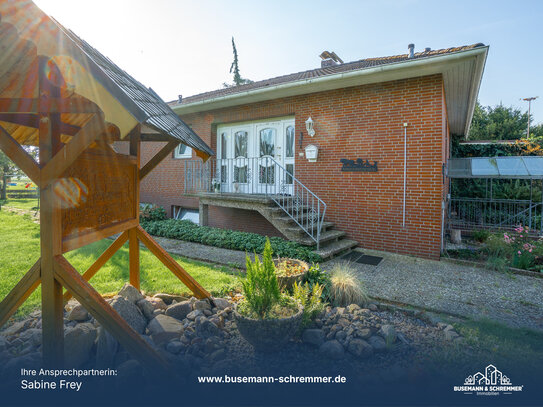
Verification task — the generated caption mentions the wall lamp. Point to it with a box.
[305,116,315,137]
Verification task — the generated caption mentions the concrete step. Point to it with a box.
[284,221,335,234]
[316,239,358,260]
[296,230,346,246]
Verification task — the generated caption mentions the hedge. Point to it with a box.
[141,218,322,263]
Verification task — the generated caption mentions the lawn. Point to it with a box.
[0,211,242,320]
[1,179,39,212]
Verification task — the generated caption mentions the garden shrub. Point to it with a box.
[328,262,369,306]
[292,281,325,329]
[140,204,167,222]
[141,218,322,262]
[303,264,331,301]
[472,229,491,243]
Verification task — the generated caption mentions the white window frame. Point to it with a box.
[173,143,192,159]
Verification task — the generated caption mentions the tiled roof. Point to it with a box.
[173,44,485,106]
[57,22,214,156]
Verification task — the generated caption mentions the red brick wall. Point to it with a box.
[140,74,448,259]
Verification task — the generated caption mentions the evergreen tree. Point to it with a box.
[223,37,253,88]
[468,102,530,140]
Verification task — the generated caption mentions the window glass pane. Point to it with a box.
[174,144,191,158]
[286,126,294,158]
[234,166,248,183]
[286,163,294,184]
[221,132,227,159]
[235,131,248,158]
[259,128,275,157]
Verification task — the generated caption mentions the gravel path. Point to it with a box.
[151,236,543,331]
[323,249,543,331]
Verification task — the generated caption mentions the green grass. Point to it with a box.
[0,211,242,320]
[426,316,543,378]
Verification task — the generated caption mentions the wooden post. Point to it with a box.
[129,126,141,289]
[39,60,65,368]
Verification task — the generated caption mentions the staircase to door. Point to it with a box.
[185,157,357,260]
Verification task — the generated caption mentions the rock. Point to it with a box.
[196,319,220,339]
[153,309,164,317]
[338,318,350,327]
[319,340,344,360]
[203,309,213,317]
[194,300,212,311]
[368,335,386,352]
[302,329,325,347]
[118,283,145,304]
[209,348,226,363]
[212,298,231,310]
[437,322,448,330]
[443,324,455,332]
[0,336,7,352]
[153,293,188,305]
[335,330,347,341]
[379,325,397,343]
[396,332,410,345]
[166,301,193,321]
[67,304,89,322]
[368,303,378,311]
[357,328,372,340]
[2,320,29,336]
[147,315,185,345]
[348,338,373,359]
[166,341,185,355]
[186,310,204,320]
[444,330,460,341]
[136,299,156,320]
[347,304,361,313]
[111,296,147,334]
[64,323,97,367]
[95,327,118,368]
[146,297,167,310]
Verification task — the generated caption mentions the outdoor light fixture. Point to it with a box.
[305,116,315,137]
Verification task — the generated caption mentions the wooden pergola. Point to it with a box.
[0,1,214,373]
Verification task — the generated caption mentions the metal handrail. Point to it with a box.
[184,157,327,249]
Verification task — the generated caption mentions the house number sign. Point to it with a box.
[340,159,378,172]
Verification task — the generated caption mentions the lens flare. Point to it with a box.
[53,177,88,209]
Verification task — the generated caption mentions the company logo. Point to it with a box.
[453,365,523,396]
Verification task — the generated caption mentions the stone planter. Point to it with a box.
[234,303,304,352]
[274,258,309,290]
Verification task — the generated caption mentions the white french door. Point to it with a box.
[217,118,295,195]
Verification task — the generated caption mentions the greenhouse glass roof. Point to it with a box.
[448,157,543,179]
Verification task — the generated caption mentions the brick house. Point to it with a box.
[139,44,488,260]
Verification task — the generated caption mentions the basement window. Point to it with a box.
[173,144,192,159]
[172,206,199,224]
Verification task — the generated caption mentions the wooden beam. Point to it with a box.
[140,134,173,142]
[0,259,41,329]
[136,226,210,299]
[62,218,138,253]
[0,98,102,114]
[128,228,140,290]
[40,114,105,188]
[0,125,41,186]
[0,113,81,136]
[53,255,170,375]
[39,106,65,368]
[63,232,129,302]
[139,140,178,180]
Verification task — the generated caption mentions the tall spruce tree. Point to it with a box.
[224,37,253,88]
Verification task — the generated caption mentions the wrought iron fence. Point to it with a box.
[184,157,327,248]
[448,198,543,234]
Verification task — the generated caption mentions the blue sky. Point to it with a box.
[35,0,543,125]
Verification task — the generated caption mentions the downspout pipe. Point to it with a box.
[403,123,408,227]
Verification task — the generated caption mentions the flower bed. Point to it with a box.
[446,225,543,272]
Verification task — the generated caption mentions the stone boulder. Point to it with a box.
[67,304,89,322]
[196,319,220,339]
[64,323,97,367]
[193,299,212,311]
[379,325,397,343]
[368,335,386,352]
[302,329,325,347]
[136,299,156,321]
[95,327,119,369]
[319,340,344,360]
[118,283,145,304]
[111,296,147,334]
[165,301,193,321]
[348,338,373,359]
[147,315,185,345]
[212,298,231,310]
[153,293,187,305]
